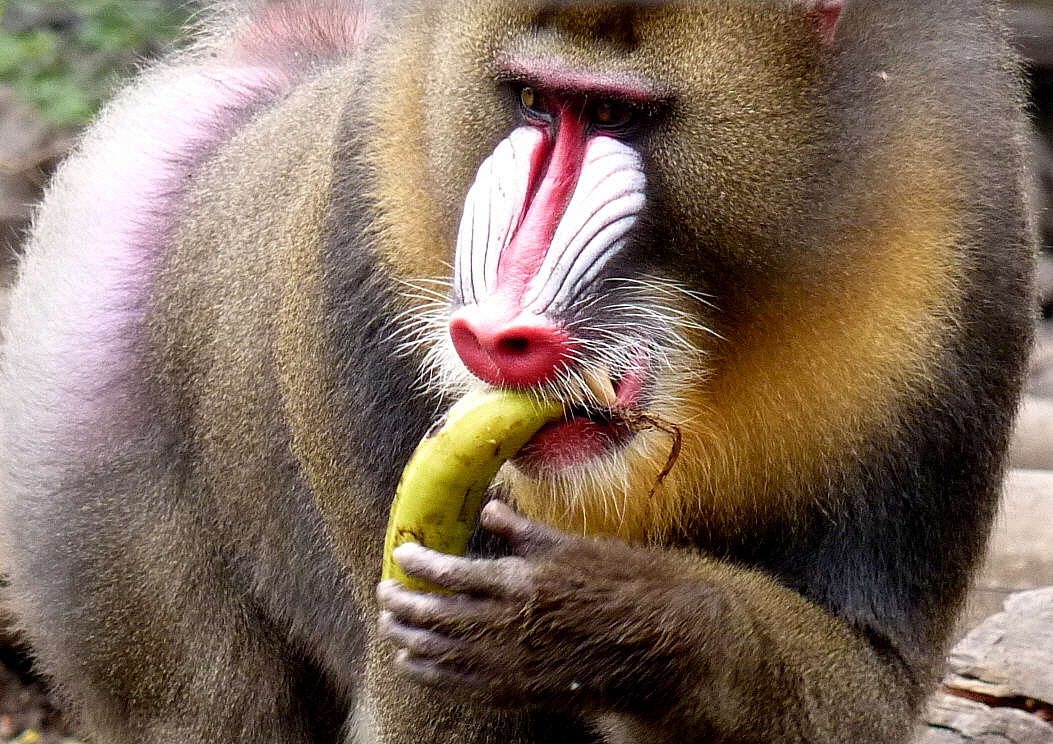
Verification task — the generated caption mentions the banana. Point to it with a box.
[382,388,564,592]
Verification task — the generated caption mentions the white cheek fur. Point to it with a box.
[454,126,541,304]
[524,136,645,313]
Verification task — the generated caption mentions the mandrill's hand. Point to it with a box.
[376,500,703,708]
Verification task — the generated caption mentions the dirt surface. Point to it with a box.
[0,648,77,744]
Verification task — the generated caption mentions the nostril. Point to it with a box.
[497,335,531,356]
[449,310,575,388]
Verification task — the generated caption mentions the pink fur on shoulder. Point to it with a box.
[232,0,373,64]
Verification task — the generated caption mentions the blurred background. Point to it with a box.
[0,0,193,278]
[2,1,1053,742]
[0,4,192,742]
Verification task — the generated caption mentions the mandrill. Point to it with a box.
[0,1,1035,743]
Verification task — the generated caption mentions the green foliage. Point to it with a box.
[0,0,193,128]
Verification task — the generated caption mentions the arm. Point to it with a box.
[378,501,916,744]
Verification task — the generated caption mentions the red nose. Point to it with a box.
[449,310,574,388]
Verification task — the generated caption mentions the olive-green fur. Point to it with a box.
[0,2,1033,744]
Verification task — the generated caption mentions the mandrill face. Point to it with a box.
[398,3,839,537]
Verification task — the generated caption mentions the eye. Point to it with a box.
[517,85,551,120]
[588,99,638,132]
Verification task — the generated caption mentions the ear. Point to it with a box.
[799,0,843,47]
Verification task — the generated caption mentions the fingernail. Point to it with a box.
[392,542,421,557]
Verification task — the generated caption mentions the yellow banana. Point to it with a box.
[382,388,564,592]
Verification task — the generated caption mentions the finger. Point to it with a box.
[377,580,506,629]
[394,648,496,696]
[379,610,472,659]
[392,543,533,599]
[480,500,566,555]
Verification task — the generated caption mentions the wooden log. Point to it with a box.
[915,588,1053,743]
[913,470,1053,742]
[960,470,1053,631]
[1010,4,1053,67]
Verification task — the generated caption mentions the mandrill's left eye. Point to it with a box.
[588,99,639,133]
